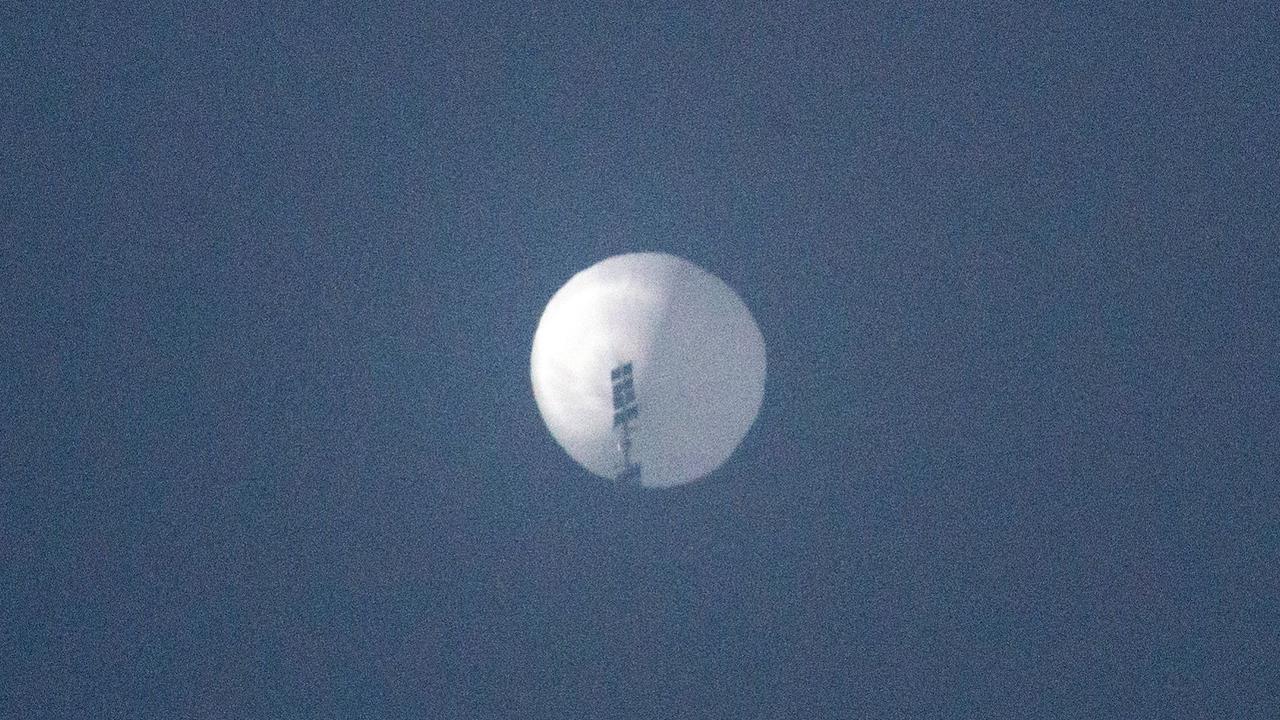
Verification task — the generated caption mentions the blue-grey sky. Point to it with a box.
[3,2,1278,717]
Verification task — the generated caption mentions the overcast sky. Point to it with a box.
[3,2,1278,718]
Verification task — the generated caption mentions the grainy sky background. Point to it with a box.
[3,2,1279,718]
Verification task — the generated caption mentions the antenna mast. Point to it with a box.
[611,362,642,485]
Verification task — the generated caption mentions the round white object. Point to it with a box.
[530,252,766,489]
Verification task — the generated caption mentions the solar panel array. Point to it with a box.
[611,362,638,427]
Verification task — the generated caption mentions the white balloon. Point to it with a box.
[530,252,766,489]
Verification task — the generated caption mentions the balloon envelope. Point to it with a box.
[530,252,766,488]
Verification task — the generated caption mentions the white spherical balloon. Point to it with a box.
[530,252,766,489]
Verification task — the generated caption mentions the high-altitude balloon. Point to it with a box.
[530,252,766,489]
